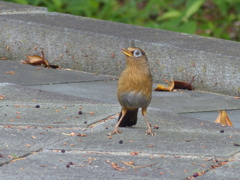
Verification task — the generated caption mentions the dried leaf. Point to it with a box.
[6,71,15,75]
[62,132,76,136]
[155,76,195,91]
[173,76,195,90]
[154,83,174,91]
[130,152,139,156]
[0,95,5,99]
[121,161,158,169]
[22,51,49,67]
[215,111,233,126]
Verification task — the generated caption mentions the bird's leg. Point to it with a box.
[142,108,156,136]
[108,108,126,135]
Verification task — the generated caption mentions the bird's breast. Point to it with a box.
[118,91,151,109]
[117,65,152,109]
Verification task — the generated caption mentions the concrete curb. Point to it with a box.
[0,1,239,96]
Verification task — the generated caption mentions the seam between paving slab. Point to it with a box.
[0,2,239,96]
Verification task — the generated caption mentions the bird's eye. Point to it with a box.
[133,50,142,57]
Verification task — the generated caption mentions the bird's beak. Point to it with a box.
[121,48,132,57]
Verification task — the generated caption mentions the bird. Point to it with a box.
[109,47,155,136]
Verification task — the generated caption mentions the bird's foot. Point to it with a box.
[108,129,122,136]
[145,129,156,136]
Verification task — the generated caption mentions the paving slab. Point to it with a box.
[0,150,224,180]
[47,109,240,158]
[0,103,119,128]
[197,159,240,180]
[0,82,104,105]
[0,127,67,165]
[184,110,240,128]
[28,81,240,112]
[0,60,116,86]
[28,81,240,128]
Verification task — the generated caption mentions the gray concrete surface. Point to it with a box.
[0,2,240,180]
[0,59,240,180]
[0,1,239,96]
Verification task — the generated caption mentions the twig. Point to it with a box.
[121,161,158,169]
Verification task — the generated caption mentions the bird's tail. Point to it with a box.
[118,109,138,127]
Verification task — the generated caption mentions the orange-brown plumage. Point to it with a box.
[109,47,155,135]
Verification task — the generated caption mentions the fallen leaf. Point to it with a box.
[76,133,86,137]
[6,45,10,52]
[6,71,15,75]
[0,95,5,99]
[154,83,174,91]
[62,132,76,136]
[215,111,233,126]
[121,161,158,169]
[172,76,195,90]
[147,145,155,147]
[22,50,49,66]
[110,162,126,171]
[130,152,139,156]
[155,76,195,91]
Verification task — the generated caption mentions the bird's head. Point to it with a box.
[121,47,148,63]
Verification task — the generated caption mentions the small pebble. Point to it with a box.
[35,105,40,108]
[69,162,74,165]
[66,164,70,168]
[220,130,224,133]
[78,111,83,115]
[61,149,65,153]
[84,121,87,124]
[119,140,123,144]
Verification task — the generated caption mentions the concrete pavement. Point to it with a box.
[0,1,240,179]
[1,1,239,96]
[0,59,240,180]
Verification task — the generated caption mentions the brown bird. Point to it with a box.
[109,47,155,136]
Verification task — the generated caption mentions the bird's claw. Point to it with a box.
[145,129,156,136]
[108,129,122,136]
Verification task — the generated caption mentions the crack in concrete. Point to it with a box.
[0,148,43,166]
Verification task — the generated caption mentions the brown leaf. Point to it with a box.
[147,145,155,147]
[23,50,50,67]
[155,76,195,91]
[130,152,139,156]
[215,111,233,126]
[0,95,5,99]
[168,76,195,90]
[154,82,174,91]
[6,71,15,75]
